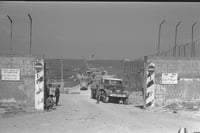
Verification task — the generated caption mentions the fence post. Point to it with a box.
[143,56,148,109]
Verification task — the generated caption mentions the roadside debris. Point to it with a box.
[164,101,200,112]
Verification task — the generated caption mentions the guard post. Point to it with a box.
[143,56,148,109]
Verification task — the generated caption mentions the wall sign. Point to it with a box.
[1,68,20,81]
[162,73,178,84]
[147,63,155,73]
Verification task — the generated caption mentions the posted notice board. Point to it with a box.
[161,73,178,84]
[1,68,20,81]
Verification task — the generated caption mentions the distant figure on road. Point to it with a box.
[55,85,60,106]
[96,84,101,104]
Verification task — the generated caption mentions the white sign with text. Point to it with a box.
[1,68,20,81]
[162,73,178,84]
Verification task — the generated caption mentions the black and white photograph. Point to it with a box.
[0,1,200,133]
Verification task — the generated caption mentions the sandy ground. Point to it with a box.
[0,85,200,133]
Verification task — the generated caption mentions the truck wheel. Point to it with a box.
[119,99,123,104]
[104,96,109,103]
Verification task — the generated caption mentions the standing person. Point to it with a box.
[44,83,49,109]
[96,84,101,104]
[55,85,60,106]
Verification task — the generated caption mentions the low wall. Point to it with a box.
[0,55,35,108]
[148,56,200,106]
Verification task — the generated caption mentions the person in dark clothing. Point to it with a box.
[45,95,55,110]
[46,84,50,97]
[96,84,101,104]
[55,85,60,106]
[44,84,49,110]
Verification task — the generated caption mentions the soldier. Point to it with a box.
[45,95,55,110]
[55,85,60,106]
[44,83,50,109]
[96,84,101,104]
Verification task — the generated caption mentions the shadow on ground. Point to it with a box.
[0,102,35,118]
[134,105,144,109]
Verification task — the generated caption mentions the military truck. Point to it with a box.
[76,73,90,90]
[91,76,129,104]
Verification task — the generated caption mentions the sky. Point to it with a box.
[1,2,200,60]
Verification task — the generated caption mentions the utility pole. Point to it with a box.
[174,21,181,57]
[157,19,165,56]
[191,22,197,57]
[28,13,32,55]
[7,15,13,55]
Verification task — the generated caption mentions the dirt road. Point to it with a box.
[0,85,200,133]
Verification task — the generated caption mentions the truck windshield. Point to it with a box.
[106,80,122,86]
[104,80,122,89]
